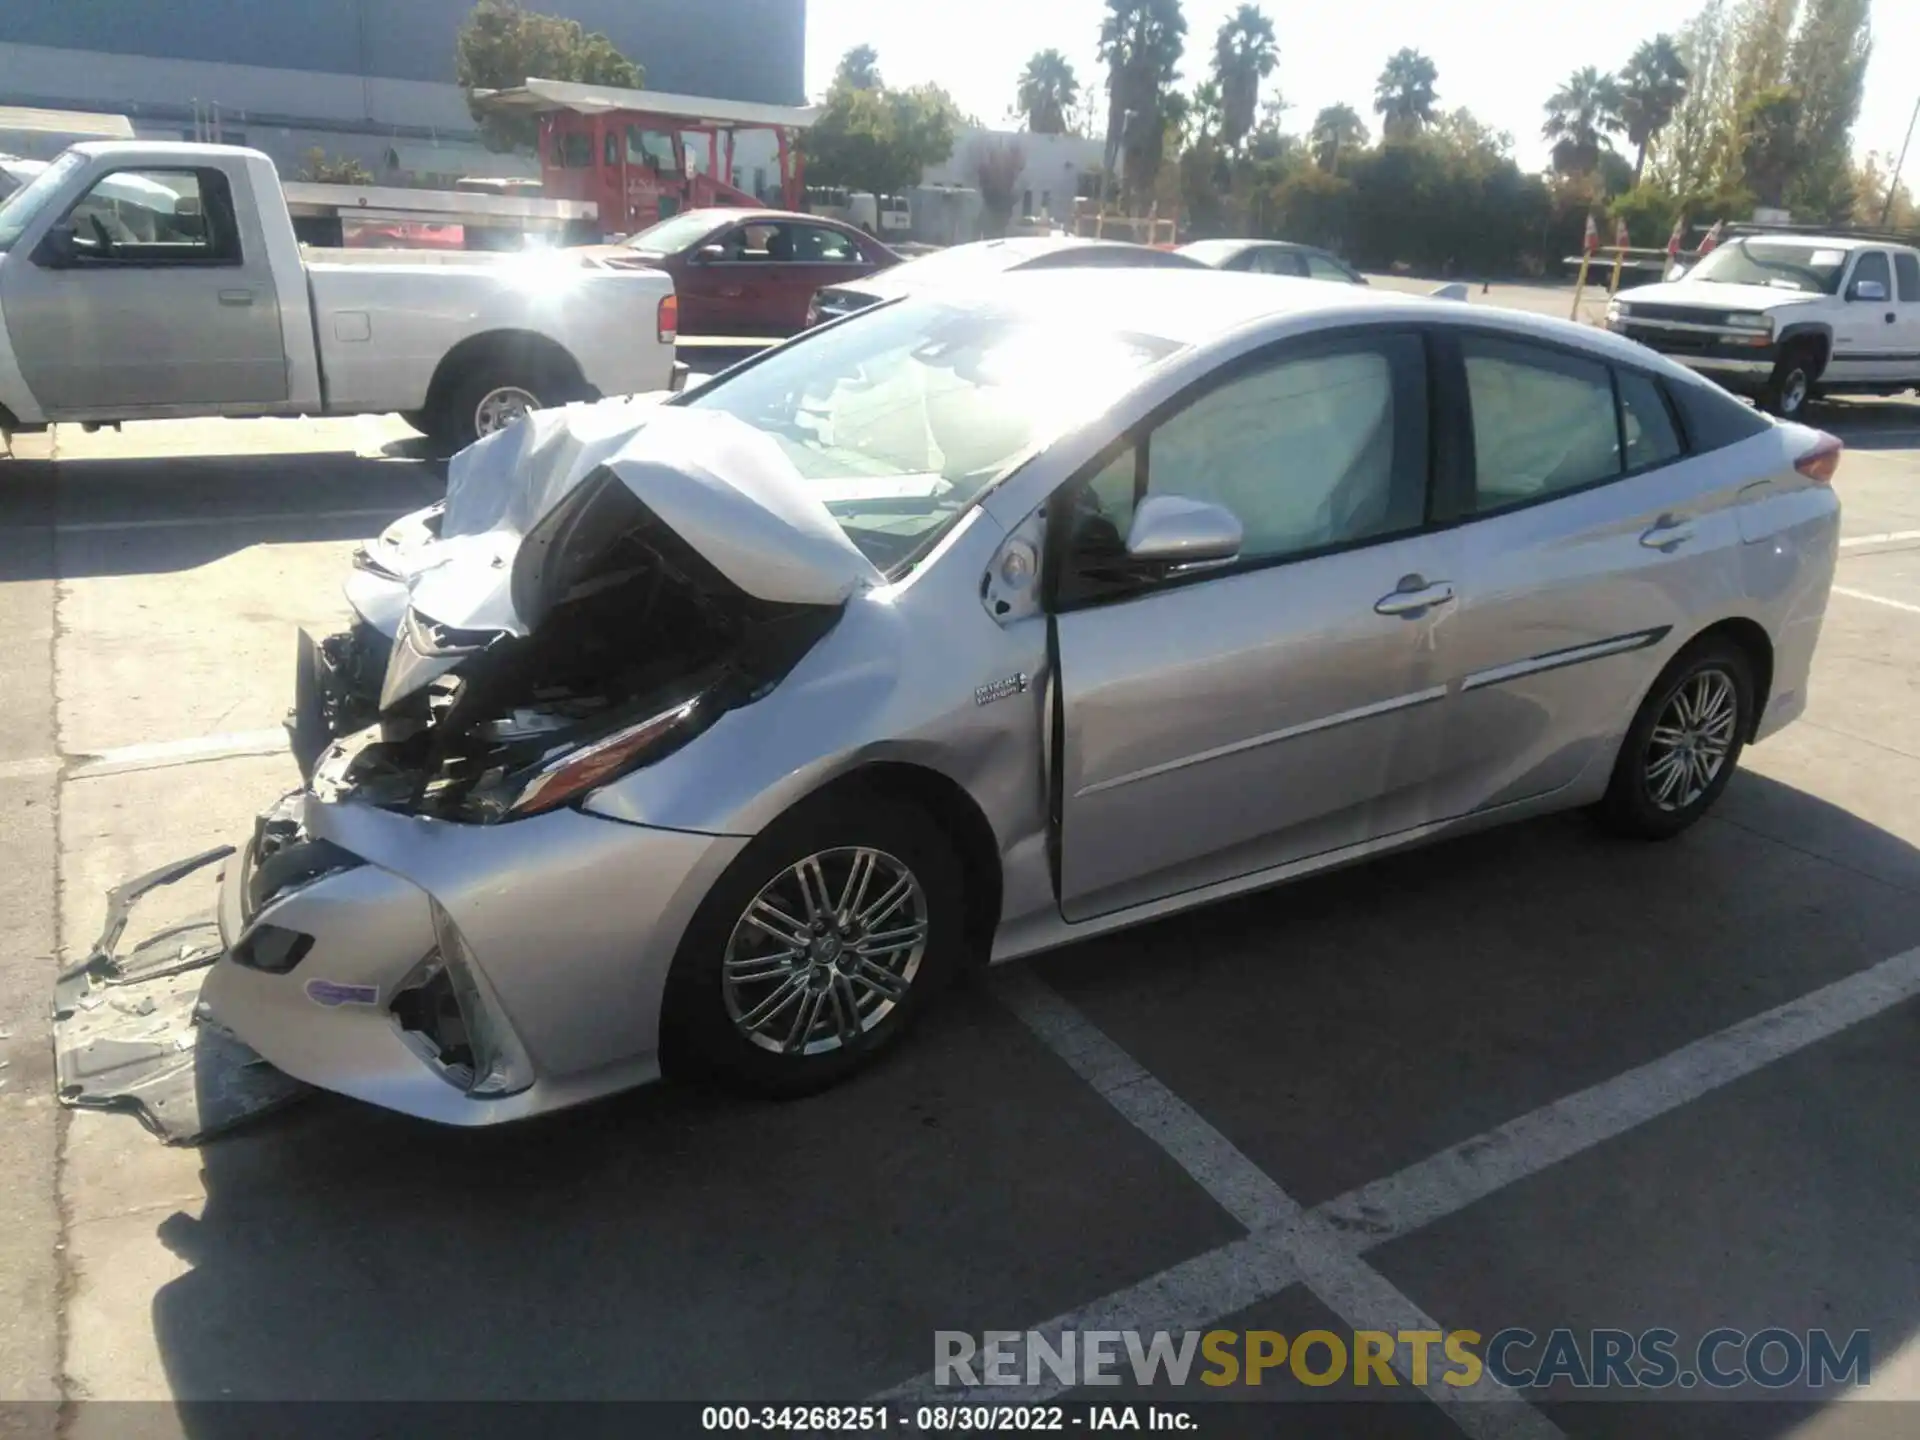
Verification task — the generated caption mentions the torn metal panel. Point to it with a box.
[53,848,309,1144]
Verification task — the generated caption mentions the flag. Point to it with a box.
[1614,217,1631,250]
[1584,213,1599,255]
[1697,219,1725,256]
[1666,215,1686,257]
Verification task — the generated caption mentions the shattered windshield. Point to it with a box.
[1687,240,1846,294]
[680,296,1178,569]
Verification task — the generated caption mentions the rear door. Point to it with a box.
[1892,251,1920,382]
[772,223,876,331]
[1053,327,1465,920]
[1425,330,1735,819]
[2,164,287,417]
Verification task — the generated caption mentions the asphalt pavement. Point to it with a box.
[2,361,1919,1436]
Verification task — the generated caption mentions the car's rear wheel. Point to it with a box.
[1760,342,1819,419]
[660,792,965,1096]
[430,352,584,452]
[1594,637,1753,840]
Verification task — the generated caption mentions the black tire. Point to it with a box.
[399,410,429,435]
[1593,637,1754,840]
[1759,342,1820,420]
[430,351,584,452]
[659,790,967,1097]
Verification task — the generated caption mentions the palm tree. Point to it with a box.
[1542,66,1625,177]
[834,44,882,91]
[1212,4,1278,153]
[1016,49,1080,135]
[1309,103,1369,172]
[1617,35,1690,185]
[1373,48,1438,138]
[1098,0,1188,205]
[1189,80,1225,146]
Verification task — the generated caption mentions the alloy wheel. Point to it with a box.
[473,385,540,437]
[721,847,929,1057]
[1779,369,1809,415]
[1644,668,1739,812]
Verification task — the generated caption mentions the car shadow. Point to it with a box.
[131,768,1920,1421]
[1807,394,1920,450]
[0,449,447,582]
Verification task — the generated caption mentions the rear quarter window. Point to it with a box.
[1665,370,1772,452]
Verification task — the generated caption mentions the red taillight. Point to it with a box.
[657,293,678,344]
[1794,433,1842,485]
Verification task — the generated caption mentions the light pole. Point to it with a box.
[1884,92,1920,228]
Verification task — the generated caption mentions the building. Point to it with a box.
[0,0,805,187]
[921,128,1104,227]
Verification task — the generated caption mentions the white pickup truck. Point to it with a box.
[1606,231,1920,420]
[0,141,679,449]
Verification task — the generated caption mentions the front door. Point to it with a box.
[1427,332,1725,818]
[1829,249,1902,384]
[1054,327,1459,921]
[1,164,287,418]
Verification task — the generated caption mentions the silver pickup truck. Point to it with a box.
[0,142,679,449]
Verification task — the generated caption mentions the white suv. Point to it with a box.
[1606,232,1920,419]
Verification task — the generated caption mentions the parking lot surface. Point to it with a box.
[2,372,1919,1436]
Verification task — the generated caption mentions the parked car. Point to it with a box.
[1178,237,1369,284]
[578,206,898,336]
[0,142,679,450]
[68,269,1840,1128]
[805,235,1206,325]
[1606,232,1920,419]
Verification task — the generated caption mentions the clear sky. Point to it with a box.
[804,0,1919,183]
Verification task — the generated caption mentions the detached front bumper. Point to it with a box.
[198,789,746,1126]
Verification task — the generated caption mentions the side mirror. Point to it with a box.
[1124,494,1243,567]
[694,243,727,264]
[33,222,78,269]
[1848,278,1888,302]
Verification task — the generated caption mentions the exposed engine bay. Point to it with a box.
[295,467,841,825]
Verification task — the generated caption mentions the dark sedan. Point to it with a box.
[579,208,899,336]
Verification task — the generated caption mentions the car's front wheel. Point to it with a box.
[1595,637,1754,840]
[1760,342,1820,419]
[660,791,966,1096]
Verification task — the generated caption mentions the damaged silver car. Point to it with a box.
[60,269,1840,1131]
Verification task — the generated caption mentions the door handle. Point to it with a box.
[1640,513,1695,551]
[1374,577,1456,617]
[217,289,255,307]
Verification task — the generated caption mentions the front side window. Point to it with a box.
[1061,333,1427,597]
[679,297,1178,570]
[64,169,239,265]
[1848,250,1892,298]
[1464,335,1620,512]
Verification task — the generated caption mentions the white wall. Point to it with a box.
[922,128,1102,221]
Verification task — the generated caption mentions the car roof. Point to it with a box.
[1178,238,1312,261]
[1731,233,1915,252]
[830,236,1198,300]
[913,267,1713,371]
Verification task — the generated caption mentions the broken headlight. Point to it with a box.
[390,899,534,1097]
[455,694,706,823]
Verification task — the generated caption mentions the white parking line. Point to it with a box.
[972,971,1565,1439]
[1839,529,1920,550]
[878,946,1920,1424]
[1833,586,1920,617]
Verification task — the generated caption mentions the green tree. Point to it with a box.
[1098,0,1188,206]
[297,148,374,184]
[1739,83,1803,207]
[1374,49,1439,139]
[1618,35,1691,184]
[1308,104,1368,173]
[836,44,883,91]
[1016,49,1080,134]
[1648,0,1738,197]
[1784,0,1871,220]
[1543,66,1624,177]
[802,79,960,197]
[1212,4,1278,153]
[455,0,641,152]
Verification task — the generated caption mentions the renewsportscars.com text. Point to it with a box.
[935,1327,1871,1390]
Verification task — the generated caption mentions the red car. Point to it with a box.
[578,207,899,336]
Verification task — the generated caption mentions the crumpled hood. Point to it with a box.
[1616,279,1825,315]
[392,396,883,643]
